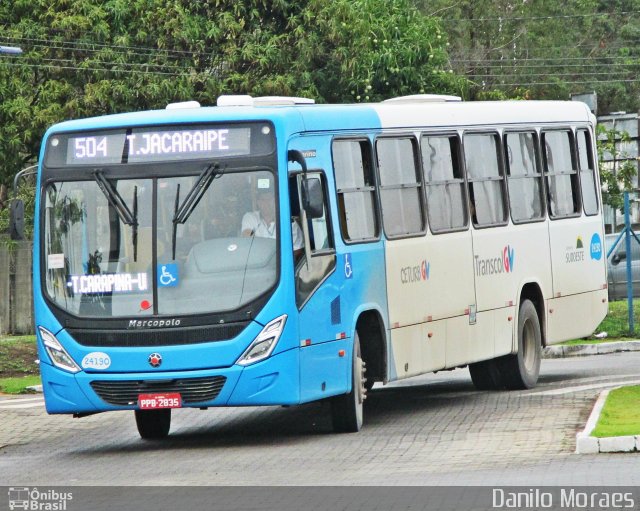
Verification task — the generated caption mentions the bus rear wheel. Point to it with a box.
[135,409,171,439]
[499,299,541,390]
[331,333,365,432]
[469,358,504,390]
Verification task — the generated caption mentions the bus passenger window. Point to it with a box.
[375,137,425,237]
[463,133,507,227]
[543,130,580,218]
[577,129,599,216]
[332,139,378,242]
[421,135,467,232]
[505,132,544,223]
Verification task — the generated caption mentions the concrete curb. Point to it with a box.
[544,340,640,358]
[576,386,640,454]
[26,384,42,393]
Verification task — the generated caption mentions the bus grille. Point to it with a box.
[90,376,227,406]
[68,322,248,347]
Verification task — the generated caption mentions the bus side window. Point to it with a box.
[577,129,599,216]
[375,136,425,237]
[421,134,468,232]
[505,132,544,223]
[463,133,507,227]
[331,139,379,242]
[543,130,580,218]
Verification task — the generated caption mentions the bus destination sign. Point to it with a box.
[44,124,266,166]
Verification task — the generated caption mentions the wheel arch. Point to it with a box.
[353,307,388,386]
[518,281,546,347]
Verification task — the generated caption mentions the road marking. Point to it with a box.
[527,378,640,396]
[0,397,44,409]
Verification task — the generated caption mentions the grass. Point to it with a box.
[594,299,640,338]
[561,299,640,344]
[592,385,640,438]
[0,335,40,394]
[0,375,41,394]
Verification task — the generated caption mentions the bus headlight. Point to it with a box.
[236,315,287,366]
[38,326,81,373]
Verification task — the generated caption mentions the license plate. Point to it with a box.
[138,393,182,409]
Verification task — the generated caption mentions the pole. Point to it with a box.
[624,191,634,334]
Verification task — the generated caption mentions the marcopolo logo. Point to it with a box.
[128,318,181,329]
[474,246,515,277]
[400,260,430,284]
[8,487,73,511]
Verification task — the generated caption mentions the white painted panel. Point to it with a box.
[546,289,608,343]
[548,216,607,297]
[472,222,551,312]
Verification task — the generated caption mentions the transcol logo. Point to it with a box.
[474,246,515,277]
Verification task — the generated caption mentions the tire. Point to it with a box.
[331,332,365,432]
[135,409,171,440]
[498,299,542,390]
[469,358,504,390]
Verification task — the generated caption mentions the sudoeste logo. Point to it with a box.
[590,233,603,261]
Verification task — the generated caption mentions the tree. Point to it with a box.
[0,0,463,193]
[597,124,638,212]
[417,0,640,113]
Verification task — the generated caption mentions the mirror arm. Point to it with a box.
[288,150,310,210]
[12,165,38,199]
[288,150,313,268]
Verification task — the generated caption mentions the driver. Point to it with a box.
[241,184,304,255]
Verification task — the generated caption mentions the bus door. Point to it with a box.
[465,132,518,360]
[420,134,476,369]
[380,134,475,378]
[289,154,350,403]
[543,128,607,341]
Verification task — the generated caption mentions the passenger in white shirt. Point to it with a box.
[241,187,304,257]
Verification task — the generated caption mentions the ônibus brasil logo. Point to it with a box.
[474,246,515,277]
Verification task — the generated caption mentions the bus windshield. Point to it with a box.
[43,169,278,318]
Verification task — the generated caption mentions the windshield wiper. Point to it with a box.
[93,169,139,260]
[171,163,222,259]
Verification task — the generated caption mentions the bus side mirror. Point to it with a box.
[9,199,25,240]
[302,177,324,219]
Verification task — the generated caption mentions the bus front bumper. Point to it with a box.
[39,347,300,414]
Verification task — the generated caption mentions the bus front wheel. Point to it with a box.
[135,409,171,440]
[499,299,541,389]
[331,333,365,432]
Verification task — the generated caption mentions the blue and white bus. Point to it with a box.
[29,94,607,438]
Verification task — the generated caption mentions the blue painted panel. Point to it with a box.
[299,338,350,403]
[34,102,388,413]
[287,133,390,398]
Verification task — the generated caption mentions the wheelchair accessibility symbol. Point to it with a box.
[157,263,179,287]
[344,253,353,279]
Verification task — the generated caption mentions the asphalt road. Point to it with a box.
[2,351,640,487]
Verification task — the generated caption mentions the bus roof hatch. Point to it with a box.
[383,94,462,103]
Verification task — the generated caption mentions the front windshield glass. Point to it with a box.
[43,169,278,318]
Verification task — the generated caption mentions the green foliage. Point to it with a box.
[596,124,638,212]
[418,0,640,113]
[0,181,36,245]
[0,0,465,198]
